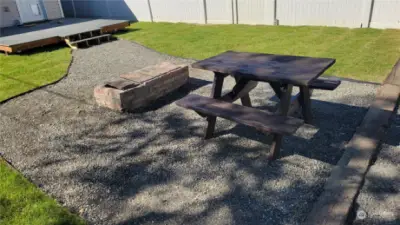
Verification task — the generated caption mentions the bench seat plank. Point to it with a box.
[176,94,303,135]
[309,77,341,90]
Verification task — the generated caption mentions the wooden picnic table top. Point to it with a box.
[192,51,336,86]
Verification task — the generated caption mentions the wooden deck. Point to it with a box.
[0,18,130,54]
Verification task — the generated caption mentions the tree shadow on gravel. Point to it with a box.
[350,111,400,225]
[1,75,378,225]
[214,96,370,164]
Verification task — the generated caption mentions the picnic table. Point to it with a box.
[176,51,340,160]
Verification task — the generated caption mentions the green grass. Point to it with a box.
[0,159,85,225]
[117,22,400,82]
[0,46,71,102]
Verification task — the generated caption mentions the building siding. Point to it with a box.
[0,0,21,28]
[42,0,63,20]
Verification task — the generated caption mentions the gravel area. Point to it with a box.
[0,40,378,225]
[354,109,400,225]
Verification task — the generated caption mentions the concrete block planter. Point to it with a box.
[94,62,189,111]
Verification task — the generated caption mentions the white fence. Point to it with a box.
[61,0,400,29]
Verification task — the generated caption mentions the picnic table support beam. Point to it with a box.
[236,77,254,107]
[205,72,226,139]
[220,77,258,106]
[269,82,283,98]
[240,94,252,107]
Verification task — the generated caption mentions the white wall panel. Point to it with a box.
[124,0,152,22]
[150,0,205,23]
[277,0,365,28]
[370,0,400,29]
[237,0,274,25]
[205,0,233,24]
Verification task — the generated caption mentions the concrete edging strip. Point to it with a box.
[303,59,400,225]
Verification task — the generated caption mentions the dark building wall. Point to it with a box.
[60,0,139,21]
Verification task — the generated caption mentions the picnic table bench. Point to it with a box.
[176,51,340,159]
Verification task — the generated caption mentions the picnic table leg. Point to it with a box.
[279,84,293,115]
[269,135,283,160]
[299,86,313,124]
[269,84,293,160]
[204,72,225,139]
[240,95,252,107]
[270,82,313,123]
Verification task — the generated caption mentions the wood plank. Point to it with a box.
[176,94,304,135]
[101,21,130,33]
[240,94,252,107]
[220,79,258,103]
[64,39,77,50]
[235,76,254,107]
[309,77,341,90]
[9,37,61,53]
[304,83,400,225]
[383,58,400,87]
[192,51,336,86]
[269,82,283,98]
[0,45,12,54]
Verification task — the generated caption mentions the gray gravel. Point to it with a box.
[0,40,378,225]
[354,109,400,225]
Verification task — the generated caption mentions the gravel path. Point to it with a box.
[0,40,378,225]
[354,109,400,225]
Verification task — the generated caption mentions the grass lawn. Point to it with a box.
[0,46,71,102]
[0,159,85,225]
[117,22,400,82]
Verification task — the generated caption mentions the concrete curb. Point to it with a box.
[304,59,400,225]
